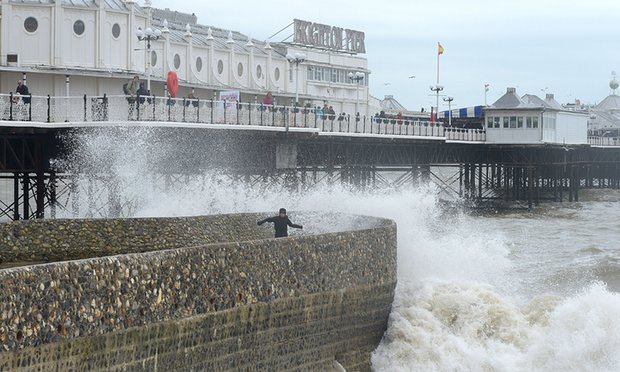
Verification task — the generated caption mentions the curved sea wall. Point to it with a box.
[0,213,397,371]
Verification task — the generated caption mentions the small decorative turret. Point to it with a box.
[206,27,214,41]
[610,71,619,94]
[264,40,272,50]
[246,36,254,47]
[162,19,169,33]
[226,31,234,44]
[184,23,192,37]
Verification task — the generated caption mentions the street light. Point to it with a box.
[136,27,162,93]
[443,96,454,126]
[430,85,444,122]
[286,52,306,106]
[348,71,365,115]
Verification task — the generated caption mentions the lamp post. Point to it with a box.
[430,85,444,122]
[443,96,454,126]
[348,71,365,115]
[136,27,162,93]
[286,52,306,106]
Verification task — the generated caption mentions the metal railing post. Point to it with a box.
[196,98,200,123]
[46,95,51,122]
[83,94,87,121]
[152,95,156,121]
[248,102,251,126]
[182,97,186,122]
[136,94,141,121]
[223,100,227,124]
[285,106,289,132]
[9,93,13,121]
[28,94,33,121]
[103,94,108,121]
[236,101,240,125]
[167,97,171,122]
[210,99,214,123]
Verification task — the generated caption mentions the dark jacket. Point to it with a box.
[16,84,30,104]
[257,215,302,238]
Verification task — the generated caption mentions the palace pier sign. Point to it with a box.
[293,19,366,54]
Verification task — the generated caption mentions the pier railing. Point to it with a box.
[588,136,620,147]
[0,93,486,141]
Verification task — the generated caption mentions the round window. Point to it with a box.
[174,54,181,70]
[274,67,280,81]
[112,23,121,39]
[73,20,85,36]
[237,63,243,77]
[217,60,224,74]
[24,17,38,33]
[151,51,157,67]
[256,65,262,79]
[196,57,203,72]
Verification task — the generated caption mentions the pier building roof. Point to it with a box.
[594,94,620,112]
[491,88,564,111]
[151,8,270,56]
[380,95,407,112]
[10,0,133,12]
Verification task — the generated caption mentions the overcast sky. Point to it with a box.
[155,0,620,111]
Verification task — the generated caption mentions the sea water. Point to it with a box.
[58,128,620,372]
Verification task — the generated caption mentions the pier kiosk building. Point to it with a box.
[485,87,588,145]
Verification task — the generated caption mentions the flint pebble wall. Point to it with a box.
[0,213,397,371]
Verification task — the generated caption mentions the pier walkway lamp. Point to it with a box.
[348,71,365,115]
[136,27,162,93]
[430,85,444,122]
[443,96,454,126]
[286,52,306,106]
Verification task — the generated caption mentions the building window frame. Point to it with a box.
[73,20,86,36]
[112,23,121,39]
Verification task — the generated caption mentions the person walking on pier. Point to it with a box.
[14,80,30,104]
[257,208,303,238]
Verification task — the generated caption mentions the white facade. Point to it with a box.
[0,1,370,115]
[485,88,588,145]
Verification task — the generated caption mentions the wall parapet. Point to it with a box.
[0,212,397,370]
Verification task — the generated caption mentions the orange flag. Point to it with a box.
[438,42,444,56]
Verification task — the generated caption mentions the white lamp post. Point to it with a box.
[348,71,364,115]
[286,52,306,106]
[430,84,444,121]
[136,27,162,93]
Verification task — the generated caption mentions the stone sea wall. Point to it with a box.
[0,213,397,371]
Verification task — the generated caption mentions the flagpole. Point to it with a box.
[436,43,440,120]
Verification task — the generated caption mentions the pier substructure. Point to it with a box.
[3,128,620,219]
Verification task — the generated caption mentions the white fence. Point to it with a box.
[0,93,487,142]
[588,136,620,147]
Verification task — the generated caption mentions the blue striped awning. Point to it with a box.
[438,105,484,119]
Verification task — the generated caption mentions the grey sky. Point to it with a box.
[155,0,620,111]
